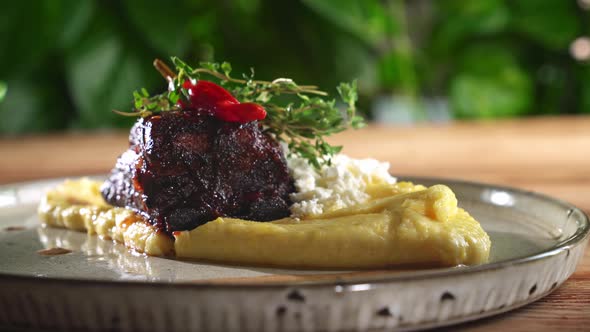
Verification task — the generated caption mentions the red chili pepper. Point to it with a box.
[181,80,266,123]
[184,80,238,106]
[216,101,267,123]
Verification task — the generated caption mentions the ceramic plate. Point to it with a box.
[0,176,588,332]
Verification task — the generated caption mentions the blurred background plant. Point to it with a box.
[0,0,588,134]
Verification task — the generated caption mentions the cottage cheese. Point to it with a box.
[288,154,397,217]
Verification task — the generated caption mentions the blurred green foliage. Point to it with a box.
[0,0,588,134]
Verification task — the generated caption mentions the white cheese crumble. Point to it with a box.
[288,154,396,218]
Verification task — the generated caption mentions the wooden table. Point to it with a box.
[1,116,588,331]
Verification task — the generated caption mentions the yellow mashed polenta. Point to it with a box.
[38,178,490,268]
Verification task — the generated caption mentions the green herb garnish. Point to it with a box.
[116,57,366,168]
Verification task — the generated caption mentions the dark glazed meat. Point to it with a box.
[101,110,295,233]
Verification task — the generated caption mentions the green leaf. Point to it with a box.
[510,0,580,50]
[337,80,358,106]
[221,62,232,77]
[57,1,94,50]
[0,78,69,134]
[122,0,191,55]
[0,2,62,77]
[351,115,366,129]
[233,0,261,15]
[450,43,533,118]
[301,0,393,46]
[432,0,509,54]
[187,10,217,42]
[457,43,518,76]
[64,13,159,129]
[199,61,219,72]
[450,68,532,119]
[0,81,6,103]
[173,57,195,76]
[377,50,417,92]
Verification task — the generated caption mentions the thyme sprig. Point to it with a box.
[117,57,366,168]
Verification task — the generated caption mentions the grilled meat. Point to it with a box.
[101,110,295,233]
